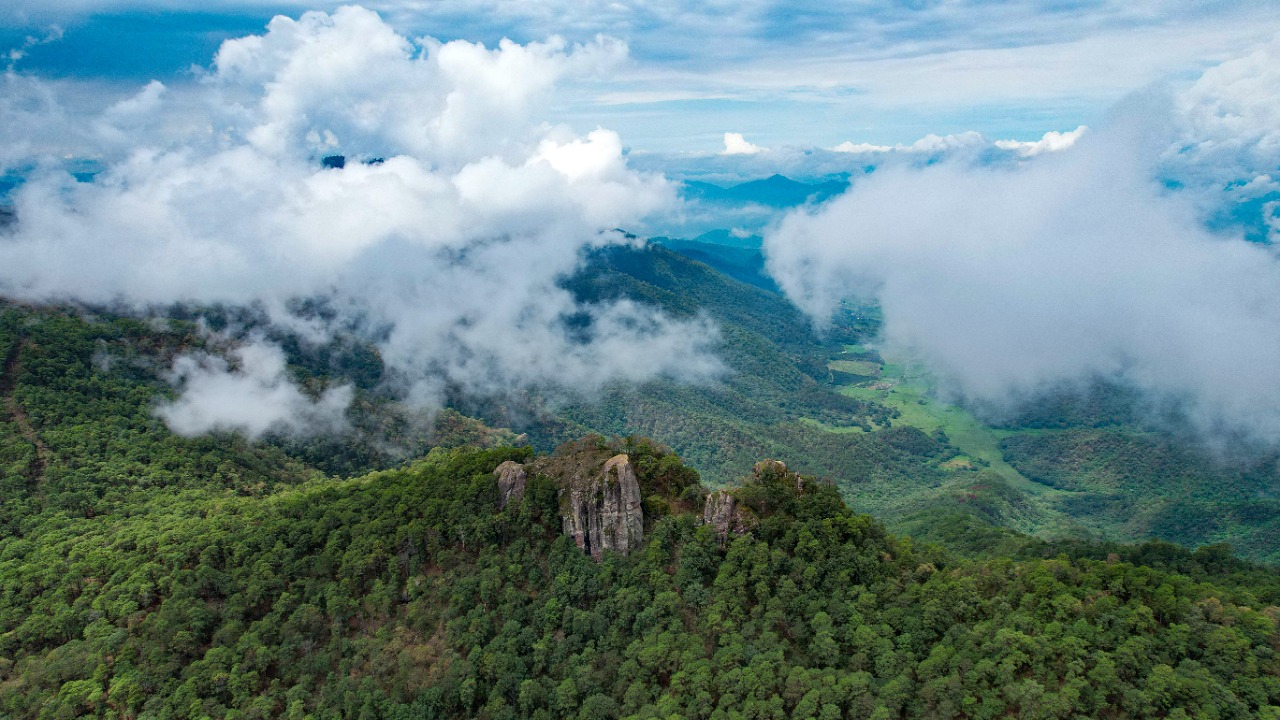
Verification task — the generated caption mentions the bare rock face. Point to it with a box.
[494,460,527,509]
[560,453,644,560]
[702,490,756,542]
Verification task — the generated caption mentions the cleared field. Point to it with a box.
[827,359,882,376]
[829,356,1055,495]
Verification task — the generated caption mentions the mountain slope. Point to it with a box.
[651,237,777,292]
[7,243,1280,563]
[552,243,947,489]
[2,438,1278,719]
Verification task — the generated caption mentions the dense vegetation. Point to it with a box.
[651,237,777,292]
[553,243,938,489]
[0,306,315,525]
[4,431,1280,719]
[9,233,1280,569]
[4,280,1280,718]
[1002,429,1280,560]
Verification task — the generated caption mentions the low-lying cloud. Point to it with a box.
[158,337,354,439]
[0,5,722,436]
[631,129,1086,240]
[766,40,1280,446]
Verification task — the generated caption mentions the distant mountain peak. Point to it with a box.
[682,174,848,208]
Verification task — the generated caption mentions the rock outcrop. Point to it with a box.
[560,453,644,560]
[494,460,527,509]
[753,459,793,484]
[702,490,756,543]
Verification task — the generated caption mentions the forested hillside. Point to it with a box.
[4,428,1280,719]
[554,244,941,489]
[7,236,1280,567]
[3,296,1280,718]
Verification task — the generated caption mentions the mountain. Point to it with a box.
[682,174,848,208]
[8,241,1280,563]
[550,244,941,488]
[650,236,777,292]
[690,229,763,249]
[5,256,1280,717]
[2,427,1278,718]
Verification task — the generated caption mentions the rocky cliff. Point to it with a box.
[493,460,527,509]
[702,490,756,543]
[559,453,645,560]
[499,437,703,560]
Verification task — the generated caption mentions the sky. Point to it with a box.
[3,2,1280,444]
[4,1,1280,152]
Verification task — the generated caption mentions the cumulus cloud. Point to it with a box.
[832,131,987,157]
[158,337,354,439]
[766,66,1280,446]
[721,132,764,155]
[0,5,722,437]
[1170,37,1280,178]
[993,125,1087,156]
[1160,36,1280,240]
[830,141,892,154]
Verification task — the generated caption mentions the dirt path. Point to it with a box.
[1,339,50,479]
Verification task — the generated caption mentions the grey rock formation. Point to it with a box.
[702,490,756,542]
[494,460,527,509]
[560,453,644,560]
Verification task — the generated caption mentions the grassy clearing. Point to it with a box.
[940,456,975,470]
[827,354,1057,496]
[828,359,881,376]
[797,417,867,434]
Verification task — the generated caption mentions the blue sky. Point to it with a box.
[5,0,1279,153]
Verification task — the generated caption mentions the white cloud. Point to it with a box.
[765,67,1280,446]
[203,7,627,164]
[1234,174,1279,199]
[593,89,736,105]
[685,12,1280,108]
[721,132,764,155]
[6,1,1280,155]
[831,141,892,154]
[0,6,722,437]
[833,131,988,156]
[907,131,986,153]
[157,337,353,439]
[1174,36,1280,166]
[994,125,1088,156]
[1162,37,1280,212]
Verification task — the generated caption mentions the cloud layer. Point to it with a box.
[765,43,1280,445]
[0,6,722,436]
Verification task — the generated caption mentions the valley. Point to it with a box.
[1,235,1278,717]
